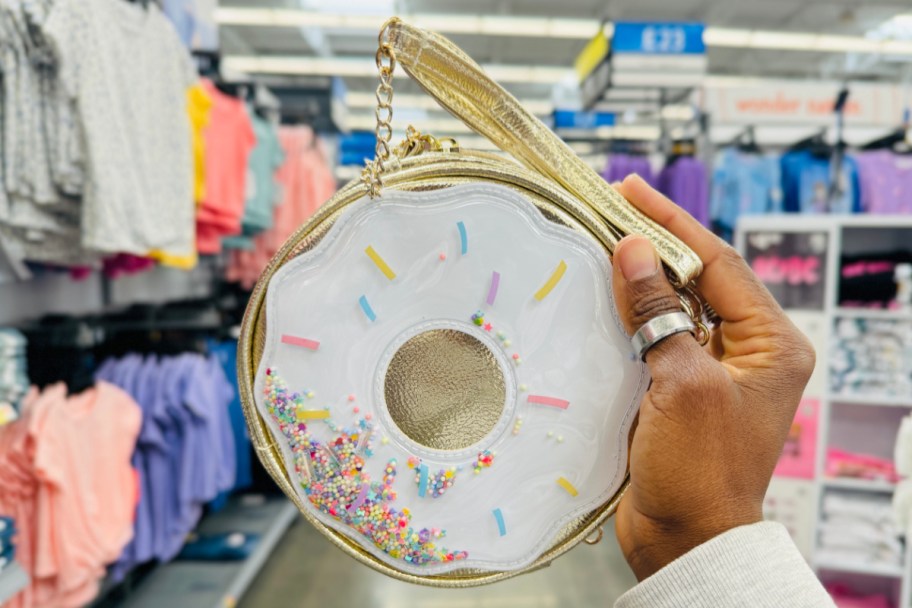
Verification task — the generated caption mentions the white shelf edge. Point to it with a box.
[822,477,897,493]
[826,393,912,408]
[215,500,299,608]
[834,308,912,322]
[815,558,905,578]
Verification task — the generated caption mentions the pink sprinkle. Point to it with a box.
[280,335,320,350]
[348,394,356,402]
[365,413,373,421]
[353,407,360,414]
[512,353,520,360]
[439,252,447,261]
[527,395,570,410]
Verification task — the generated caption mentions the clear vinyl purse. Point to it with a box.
[237,18,709,587]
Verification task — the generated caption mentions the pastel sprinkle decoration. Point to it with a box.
[534,260,568,301]
[417,464,429,498]
[347,483,369,511]
[557,477,579,497]
[528,395,570,410]
[473,450,495,474]
[486,271,501,306]
[365,245,396,280]
[263,370,467,565]
[457,221,468,255]
[296,410,331,420]
[281,335,320,350]
[358,295,377,322]
[492,508,507,537]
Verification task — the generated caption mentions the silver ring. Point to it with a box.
[631,312,698,361]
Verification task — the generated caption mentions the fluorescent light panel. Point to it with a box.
[216,8,601,39]
[223,56,570,84]
[217,8,912,57]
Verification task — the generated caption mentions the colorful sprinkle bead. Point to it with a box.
[263,370,467,566]
[472,450,495,475]
[407,458,458,499]
[471,311,485,326]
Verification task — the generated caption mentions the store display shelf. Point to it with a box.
[118,496,298,608]
[0,562,29,605]
[815,557,905,579]
[827,393,912,408]
[834,308,912,321]
[823,477,897,493]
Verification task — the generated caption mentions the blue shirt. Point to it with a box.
[711,149,783,237]
[780,150,860,214]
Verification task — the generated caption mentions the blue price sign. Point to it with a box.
[612,22,705,55]
[553,110,616,130]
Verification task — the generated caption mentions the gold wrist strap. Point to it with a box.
[383,18,702,288]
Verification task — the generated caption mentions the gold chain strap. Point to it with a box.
[362,18,400,198]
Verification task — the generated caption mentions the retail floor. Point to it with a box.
[239,518,637,607]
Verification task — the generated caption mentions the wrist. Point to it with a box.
[621,508,763,581]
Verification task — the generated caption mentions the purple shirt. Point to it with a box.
[603,153,656,187]
[657,156,710,226]
[855,150,912,214]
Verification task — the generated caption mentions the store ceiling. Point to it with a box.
[218,0,912,132]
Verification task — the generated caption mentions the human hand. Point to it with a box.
[610,175,816,581]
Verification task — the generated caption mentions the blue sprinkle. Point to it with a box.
[457,221,468,255]
[492,508,507,536]
[359,295,377,322]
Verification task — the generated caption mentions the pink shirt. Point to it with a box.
[226,126,337,288]
[196,79,256,254]
[0,383,141,608]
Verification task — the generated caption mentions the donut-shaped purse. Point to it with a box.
[238,19,707,586]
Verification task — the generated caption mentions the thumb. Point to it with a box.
[612,235,704,372]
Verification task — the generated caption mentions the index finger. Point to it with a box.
[616,175,782,324]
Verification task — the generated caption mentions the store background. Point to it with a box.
[1,0,912,606]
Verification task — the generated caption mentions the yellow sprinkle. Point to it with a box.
[365,245,396,280]
[556,476,578,497]
[534,260,568,301]
[296,410,330,420]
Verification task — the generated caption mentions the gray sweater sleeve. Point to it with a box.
[615,522,836,608]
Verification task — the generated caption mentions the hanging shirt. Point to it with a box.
[710,148,783,240]
[223,110,285,250]
[32,383,141,607]
[657,156,709,227]
[226,126,337,289]
[780,150,861,214]
[602,154,656,187]
[43,0,197,258]
[195,79,257,255]
[855,150,912,215]
[207,340,253,493]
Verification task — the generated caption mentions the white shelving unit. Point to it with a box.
[737,215,912,607]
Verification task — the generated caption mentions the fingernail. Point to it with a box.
[617,236,659,282]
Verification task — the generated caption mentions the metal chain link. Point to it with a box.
[362,18,400,198]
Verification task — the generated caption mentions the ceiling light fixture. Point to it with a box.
[222,56,571,84]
